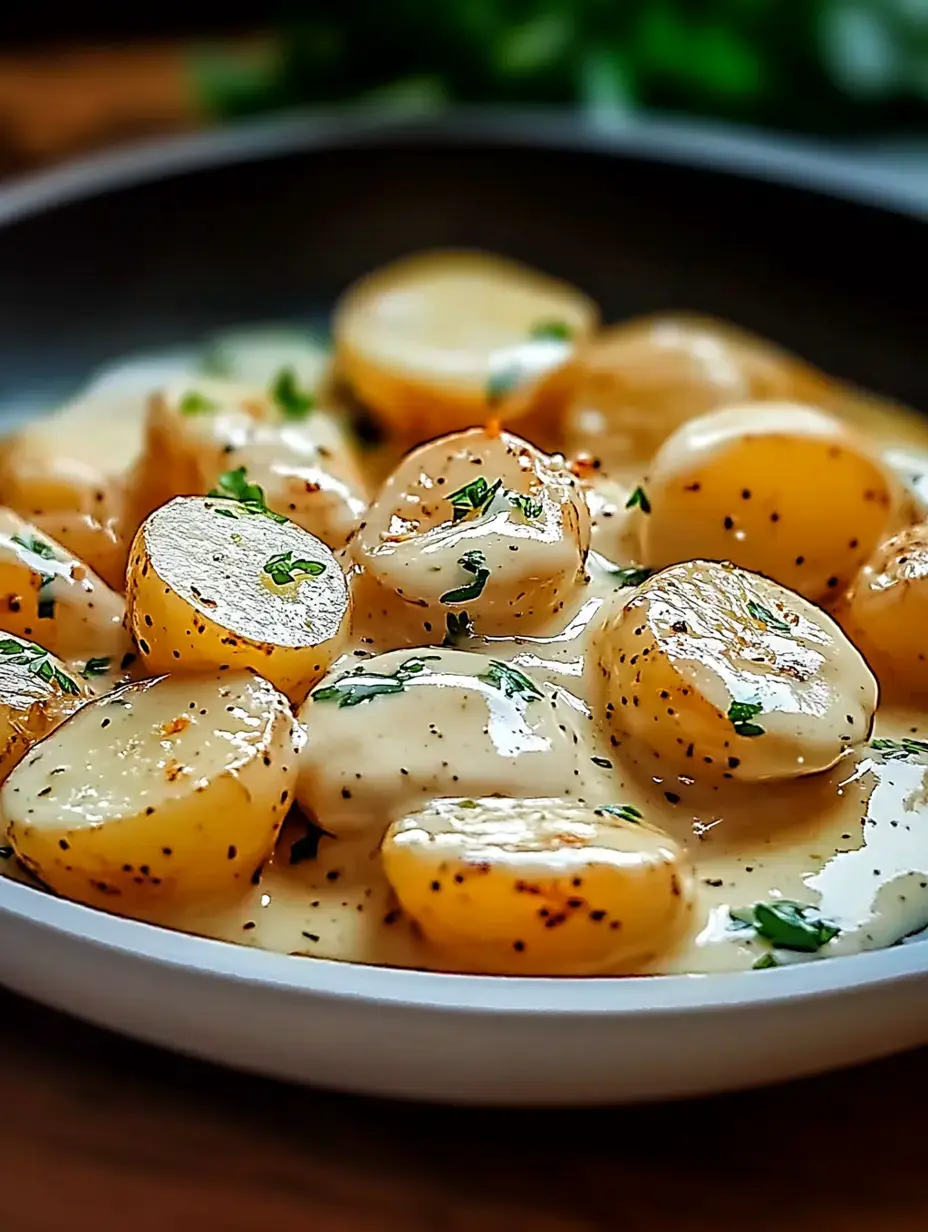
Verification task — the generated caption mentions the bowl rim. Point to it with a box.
[0,105,925,229]
[0,104,924,1018]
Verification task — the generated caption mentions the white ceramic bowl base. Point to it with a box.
[1,879,925,1105]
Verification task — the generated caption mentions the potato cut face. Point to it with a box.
[126,495,349,703]
[3,670,301,906]
[0,634,88,781]
[0,507,128,660]
[334,250,598,435]
[382,797,693,974]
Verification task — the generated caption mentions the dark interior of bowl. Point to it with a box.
[0,128,924,418]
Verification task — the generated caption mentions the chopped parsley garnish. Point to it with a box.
[729,900,840,953]
[178,390,217,415]
[728,700,765,738]
[447,476,502,523]
[444,610,475,646]
[208,466,288,523]
[870,737,928,761]
[746,600,792,634]
[262,551,326,586]
[625,486,651,514]
[12,535,57,618]
[752,953,779,970]
[81,656,111,679]
[486,365,522,404]
[508,492,543,521]
[289,822,332,865]
[12,534,55,561]
[440,550,490,604]
[0,638,79,695]
[529,320,572,342]
[313,656,440,708]
[605,564,653,588]
[270,366,314,419]
[599,804,643,824]
[477,659,543,702]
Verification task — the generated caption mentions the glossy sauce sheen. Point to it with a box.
[2,309,928,977]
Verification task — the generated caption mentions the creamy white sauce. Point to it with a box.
[1,330,927,979]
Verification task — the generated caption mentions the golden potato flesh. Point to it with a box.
[334,250,598,437]
[139,378,367,550]
[842,524,928,699]
[639,403,899,603]
[126,495,349,704]
[564,315,832,474]
[0,508,128,661]
[381,797,693,974]
[0,634,88,782]
[0,391,147,590]
[3,671,300,907]
[591,560,877,782]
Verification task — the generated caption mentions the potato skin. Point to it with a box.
[126,496,350,704]
[0,635,88,782]
[2,671,301,907]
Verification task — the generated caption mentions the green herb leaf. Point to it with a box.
[81,656,111,679]
[446,476,502,523]
[625,486,651,514]
[289,822,331,865]
[477,659,543,702]
[746,600,792,634]
[529,320,572,341]
[508,492,543,521]
[312,655,440,709]
[870,737,928,761]
[752,952,779,970]
[440,550,490,604]
[208,467,288,523]
[729,900,840,953]
[262,550,326,586]
[486,365,522,404]
[12,534,55,561]
[0,638,78,695]
[599,804,643,823]
[605,564,653,587]
[728,699,765,738]
[178,390,217,415]
[444,610,475,646]
[270,366,314,419]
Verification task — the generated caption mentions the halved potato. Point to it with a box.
[0,634,88,781]
[638,403,900,603]
[354,428,590,637]
[334,250,598,438]
[138,377,367,549]
[3,671,301,906]
[382,797,694,974]
[0,390,147,589]
[0,508,128,660]
[591,559,877,782]
[126,494,349,703]
[563,314,833,474]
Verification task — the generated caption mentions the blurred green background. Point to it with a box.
[193,0,928,135]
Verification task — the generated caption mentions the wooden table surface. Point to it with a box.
[0,985,924,1231]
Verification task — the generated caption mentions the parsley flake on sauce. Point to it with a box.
[270,366,314,419]
[0,639,79,694]
[599,804,643,824]
[728,700,765,738]
[446,476,502,523]
[178,390,217,415]
[529,320,572,342]
[870,737,928,761]
[440,551,491,604]
[625,486,651,514]
[477,660,542,702]
[208,467,288,523]
[81,656,111,679]
[313,656,440,709]
[729,900,840,952]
